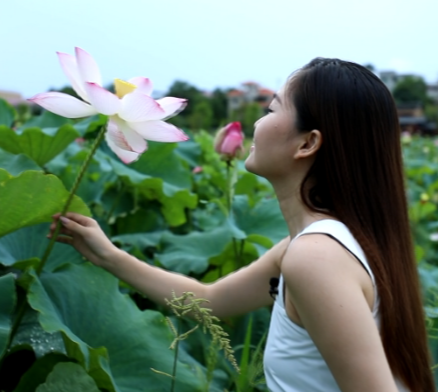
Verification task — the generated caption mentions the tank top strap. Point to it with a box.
[293,219,376,287]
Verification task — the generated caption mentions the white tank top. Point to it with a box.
[263,219,409,392]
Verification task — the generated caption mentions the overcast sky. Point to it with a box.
[1,0,437,98]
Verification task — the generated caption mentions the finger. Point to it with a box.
[56,235,74,245]
[63,212,96,227]
[59,216,88,235]
[59,227,73,236]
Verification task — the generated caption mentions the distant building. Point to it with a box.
[227,81,274,115]
[379,70,438,103]
[397,103,436,135]
[379,71,438,135]
[427,83,438,103]
[0,90,26,105]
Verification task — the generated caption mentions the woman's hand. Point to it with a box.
[48,212,118,267]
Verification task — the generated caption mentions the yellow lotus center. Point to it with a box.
[114,79,137,98]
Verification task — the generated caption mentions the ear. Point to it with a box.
[294,130,322,159]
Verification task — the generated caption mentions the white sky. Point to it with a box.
[1,0,437,97]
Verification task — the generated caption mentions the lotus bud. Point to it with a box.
[214,122,244,160]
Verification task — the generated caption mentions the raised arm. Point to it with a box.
[49,212,288,318]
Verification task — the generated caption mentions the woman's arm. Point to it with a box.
[282,234,399,392]
[49,213,288,318]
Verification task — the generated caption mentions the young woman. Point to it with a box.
[49,58,435,392]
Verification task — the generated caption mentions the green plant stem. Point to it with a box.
[170,318,181,392]
[37,125,107,275]
[1,126,107,364]
[225,160,232,215]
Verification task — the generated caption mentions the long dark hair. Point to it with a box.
[288,58,435,392]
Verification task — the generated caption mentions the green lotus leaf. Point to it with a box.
[19,111,73,130]
[0,98,16,127]
[0,273,16,358]
[0,223,84,271]
[0,169,90,238]
[27,264,206,392]
[0,149,42,175]
[130,142,192,189]
[157,223,233,275]
[174,134,202,167]
[0,124,80,166]
[108,153,197,227]
[233,195,288,246]
[36,362,100,392]
[13,353,72,392]
[53,150,116,205]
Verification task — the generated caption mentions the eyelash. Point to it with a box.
[267,108,273,113]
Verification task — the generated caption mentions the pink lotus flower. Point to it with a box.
[29,47,188,163]
[192,166,203,174]
[214,122,244,160]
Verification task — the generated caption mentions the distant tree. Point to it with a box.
[188,101,213,131]
[166,80,204,118]
[49,85,80,99]
[392,76,429,106]
[425,104,438,123]
[210,88,228,128]
[242,102,262,137]
[364,63,376,73]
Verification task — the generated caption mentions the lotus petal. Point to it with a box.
[119,92,165,123]
[129,77,153,96]
[75,47,102,86]
[57,52,88,101]
[111,117,147,153]
[156,97,187,120]
[105,121,142,164]
[128,120,188,142]
[84,83,121,115]
[28,92,98,118]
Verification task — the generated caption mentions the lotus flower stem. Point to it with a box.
[36,125,107,275]
[0,126,109,363]
[225,161,232,215]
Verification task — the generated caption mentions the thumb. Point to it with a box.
[59,216,87,235]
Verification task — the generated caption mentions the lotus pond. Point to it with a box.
[0,100,438,391]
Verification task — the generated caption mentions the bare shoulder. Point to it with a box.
[279,234,397,391]
[281,233,371,297]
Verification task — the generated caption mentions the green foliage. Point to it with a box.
[0,124,80,166]
[0,98,16,127]
[27,264,206,392]
[0,169,90,238]
[1,101,438,390]
[393,75,429,106]
[35,362,101,392]
[0,274,16,358]
[242,103,262,137]
[189,101,213,131]
[165,80,230,131]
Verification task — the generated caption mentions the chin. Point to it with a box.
[244,156,262,177]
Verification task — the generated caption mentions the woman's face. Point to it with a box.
[244,85,301,180]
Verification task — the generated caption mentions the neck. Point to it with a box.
[271,178,335,238]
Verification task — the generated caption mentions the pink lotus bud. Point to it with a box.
[192,166,203,174]
[214,122,244,160]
